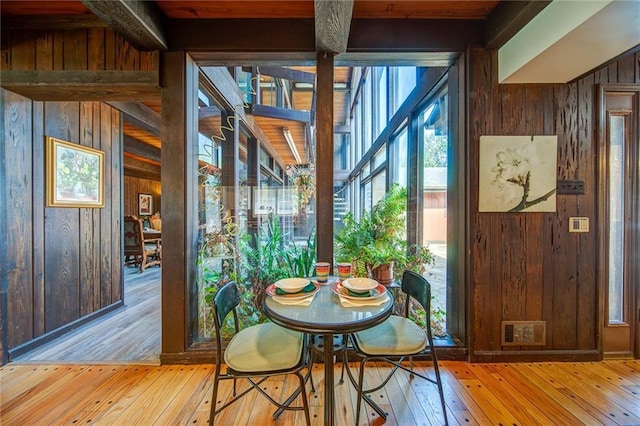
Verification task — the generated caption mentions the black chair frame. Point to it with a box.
[344,270,448,425]
[209,282,311,425]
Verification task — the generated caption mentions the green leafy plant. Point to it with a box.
[335,185,427,278]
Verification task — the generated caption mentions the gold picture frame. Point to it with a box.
[46,136,105,208]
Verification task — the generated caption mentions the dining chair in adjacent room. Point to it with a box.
[209,281,311,425]
[123,215,161,273]
[346,270,448,425]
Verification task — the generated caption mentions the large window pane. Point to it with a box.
[421,86,448,334]
[608,114,625,324]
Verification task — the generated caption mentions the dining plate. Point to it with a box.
[332,282,387,301]
[267,282,320,299]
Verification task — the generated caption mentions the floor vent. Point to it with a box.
[501,321,546,346]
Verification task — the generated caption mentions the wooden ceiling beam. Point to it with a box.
[169,18,315,52]
[80,0,167,51]
[242,66,316,84]
[249,104,311,123]
[124,135,161,162]
[314,0,354,54]
[175,19,483,56]
[485,0,552,50]
[107,101,161,136]
[0,70,160,101]
[348,19,484,52]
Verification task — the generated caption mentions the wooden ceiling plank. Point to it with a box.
[1,15,107,30]
[108,101,161,136]
[314,0,354,53]
[124,135,161,162]
[80,0,167,51]
[485,0,552,50]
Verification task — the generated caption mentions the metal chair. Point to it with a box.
[123,215,161,273]
[346,270,448,425]
[209,282,311,425]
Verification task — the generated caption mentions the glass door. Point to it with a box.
[600,88,639,358]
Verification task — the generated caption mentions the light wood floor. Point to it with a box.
[12,266,161,364]
[1,359,639,425]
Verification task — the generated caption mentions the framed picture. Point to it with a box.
[46,136,105,208]
[138,193,153,216]
[478,135,557,212]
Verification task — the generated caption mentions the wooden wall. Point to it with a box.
[0,28,153,364]
[468,47,640,361]
[123,175,161,217]
[0,90,123,363]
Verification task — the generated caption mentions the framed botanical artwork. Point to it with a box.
[138,193,153,216]
[46,136,105,208]
[478,135,557,212]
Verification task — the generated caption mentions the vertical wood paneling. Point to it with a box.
[3,90,34,347]
[79,101,96,317]
[87,29,106,71]
[63,29,88,70]
[100,104,113,307]
[35,31,53,71]
[123,176,161,216]
[91,102,103,311]
[499,84,527,324]
[553,83,579,350]
[32,101,46,338]
[469,48,637,359]
[469,48,494,350]
[2,24,141,363]
[523,85,545,322]
[111,108,122,303]
[44,102,81,332]
[576,73,597,350]
[52,30,64,70]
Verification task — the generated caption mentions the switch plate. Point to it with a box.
[569,217,589,232]
[557,180,585,194]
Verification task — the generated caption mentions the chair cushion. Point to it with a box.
[225,323,304,372]
[354,316,427,356]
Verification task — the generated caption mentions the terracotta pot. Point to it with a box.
[372,262,394,285]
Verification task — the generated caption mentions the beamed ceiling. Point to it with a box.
[1,0,551,174]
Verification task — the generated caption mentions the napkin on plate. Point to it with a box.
[272,292,318,306]
[275,282,316,295]
[339,293,390,307]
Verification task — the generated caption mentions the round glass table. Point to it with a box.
[262,279,393,426]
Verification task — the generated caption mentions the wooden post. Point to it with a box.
[316,51,334,266]
[160,51,198,357]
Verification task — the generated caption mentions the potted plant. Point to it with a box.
[335,185,431,284]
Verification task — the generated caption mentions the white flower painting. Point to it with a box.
[479,136,557,212]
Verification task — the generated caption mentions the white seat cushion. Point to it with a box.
[225,323,304,372]
[354,316,427,356]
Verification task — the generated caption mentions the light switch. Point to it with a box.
[569,217,589,233]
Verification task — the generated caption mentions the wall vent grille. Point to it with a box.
[501,321,546,346]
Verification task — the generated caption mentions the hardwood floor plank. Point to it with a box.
[493,363,584,425]
[514,363,613,425]
[13,267,161,364]
[2,361,640,425]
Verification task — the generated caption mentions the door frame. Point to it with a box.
[597,83,640,359]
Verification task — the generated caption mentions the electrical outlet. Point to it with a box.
[557,180,585,194]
